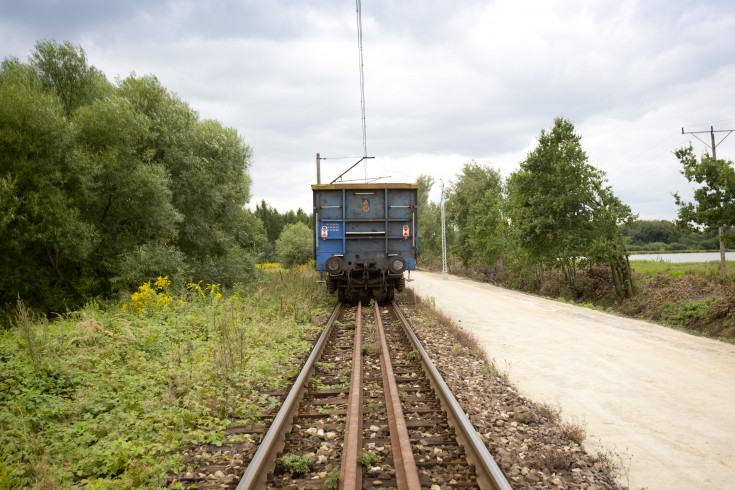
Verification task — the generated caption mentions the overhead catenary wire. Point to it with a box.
[321,1,382,184]
[356,0,368,180]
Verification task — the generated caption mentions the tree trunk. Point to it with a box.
[719,225,727,280]
[610,261,623,299]
[45,246,74,295]
[624,255,634,298]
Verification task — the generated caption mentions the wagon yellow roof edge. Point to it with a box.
[311,183,418,190]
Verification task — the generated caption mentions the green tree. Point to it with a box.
[254,201,312,262]
[415,174,443,261]
[276,223,313,267]
[0,41,263,313]
[673,145,735,279]
[507,117,634,297]
[255,200,284,245]
[29,40,111,115]
[446,163,504,267]
[282,208,311,228]
[416,174,434,211]
[118,74,263,286]
[72,94,183,292]
[0,57,96,310]
[621,220,674,245]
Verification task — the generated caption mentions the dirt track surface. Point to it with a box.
[407,270,735,490]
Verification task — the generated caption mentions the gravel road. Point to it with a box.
[407,270,735,489]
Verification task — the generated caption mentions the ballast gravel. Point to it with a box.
[168,297,622,489]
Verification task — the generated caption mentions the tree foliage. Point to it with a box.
[621,220,673,245]
[415,174,444,261]
[506,117,634,296]
[673,144,735,278]
[276,223,313,267]
[29,40,111,115]
[619,219,728,251]
[409,118,637,299]
[255,200,311,262]
[0,41,263,313]
[446,163,505,267]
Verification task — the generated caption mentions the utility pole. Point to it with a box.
[681,126,734,280]
[440,180,448,280]
[316,153,321,185]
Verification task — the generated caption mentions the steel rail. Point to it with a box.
[390,301,513,490]
[374,302,422,489]
[339,301,364,489]
[236,303,342,490]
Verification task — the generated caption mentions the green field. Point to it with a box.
[630,260,735,279]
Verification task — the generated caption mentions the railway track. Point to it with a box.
[237,301,511,489]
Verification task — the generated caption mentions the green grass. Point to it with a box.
[0,267,331,488]
[630,260,735,279]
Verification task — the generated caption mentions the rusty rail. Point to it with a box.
[339,301,364,489]
[390,301,512,490]
[236,303,342,490]
[374,301,422,489]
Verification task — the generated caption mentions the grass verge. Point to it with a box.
[0,267,331,488]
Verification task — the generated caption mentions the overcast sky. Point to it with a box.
[3,0,735,219]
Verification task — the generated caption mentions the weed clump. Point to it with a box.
[359,451,380,469]
[324,467,340,489]
[280,453,311,475]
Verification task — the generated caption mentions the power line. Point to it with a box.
[681,126,734,155]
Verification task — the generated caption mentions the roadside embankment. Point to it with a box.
[427,260,735,341]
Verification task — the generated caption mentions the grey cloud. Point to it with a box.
[3,0,735,219]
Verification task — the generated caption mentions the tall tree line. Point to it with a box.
[417,117,636,299]
[254,200,312,262]
[1,41,265,313]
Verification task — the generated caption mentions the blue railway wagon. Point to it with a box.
[312,183,418,301]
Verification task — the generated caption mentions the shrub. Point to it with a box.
[701,237,720,250]
[276,223,313,268]
[111,242,189,291]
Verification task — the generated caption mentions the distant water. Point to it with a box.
[628,252,735,263]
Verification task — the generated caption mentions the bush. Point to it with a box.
[276,223,313,268]
[111,242,190,291]
[701,237,721,250]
